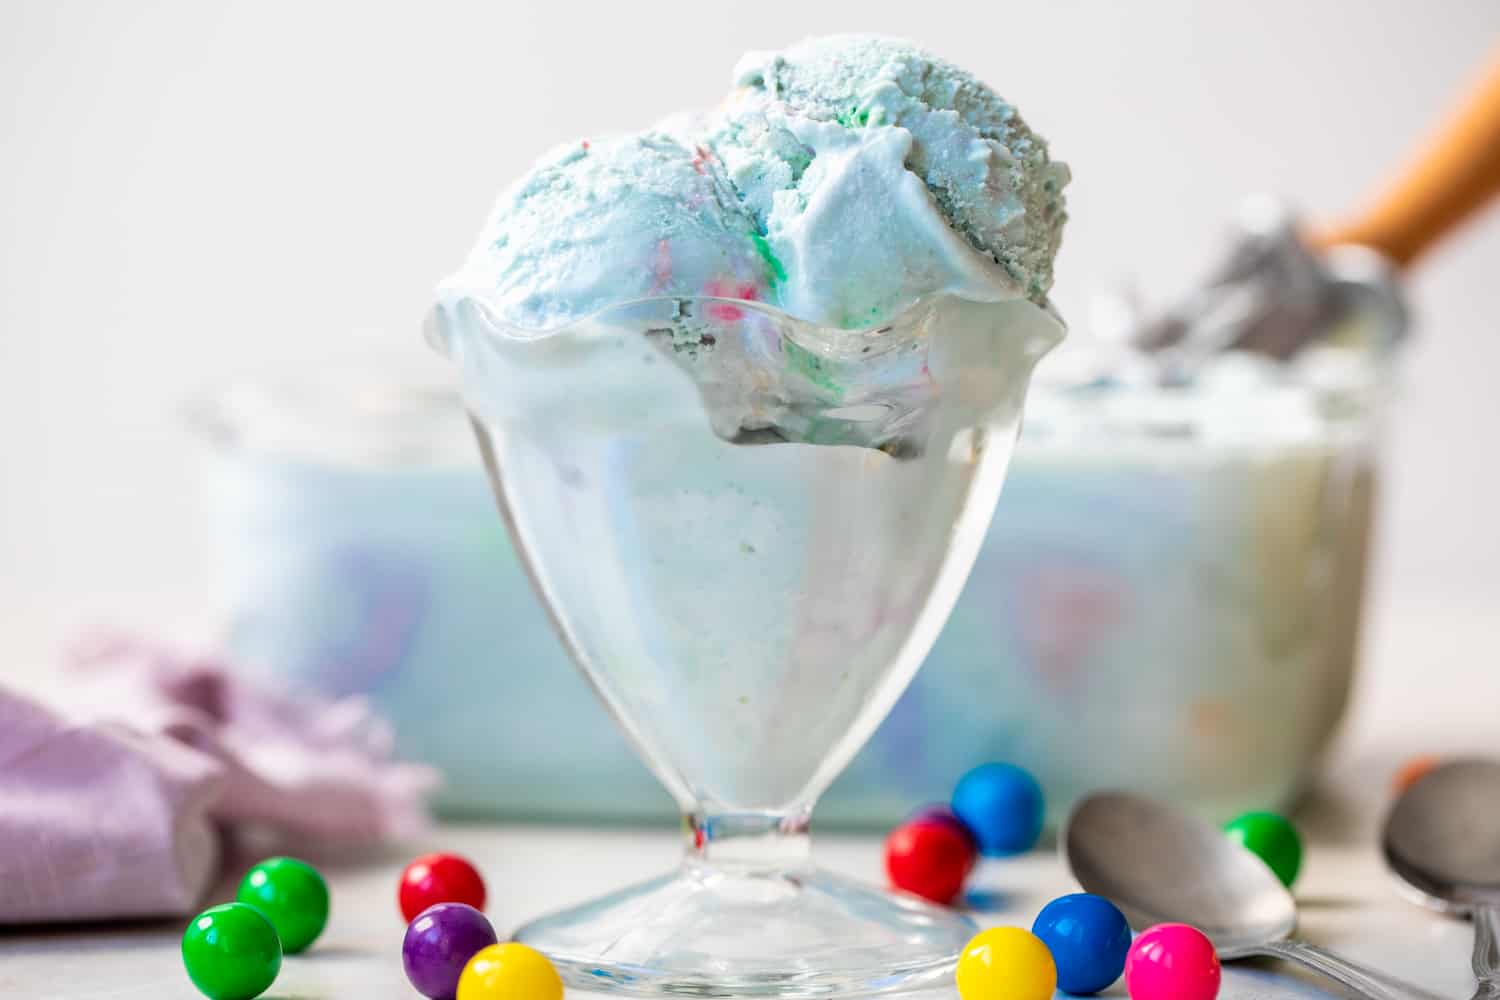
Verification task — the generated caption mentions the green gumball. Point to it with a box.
[1225,810,1303,888]
[182,902,282,1000]
[236,856,330,954]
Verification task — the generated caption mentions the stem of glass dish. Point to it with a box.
[683,811,814,874]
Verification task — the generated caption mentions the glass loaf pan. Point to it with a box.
[193,355,1377,827]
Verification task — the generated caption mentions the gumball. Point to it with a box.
[885,818,976,905]
[955,926,1056,1000]
[952,762,1044,856]
[1125,923,1220,1000]
[908,803,979,849]
[182,902,283,1000]
[457,942,563,1000]
[403,903,499,1000]
[1223,810,1302,888]
[1031,892,1132,995]
[400,853,487,922]
[236,856,329,954]
[1394,754,1441,795]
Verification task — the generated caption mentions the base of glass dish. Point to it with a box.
[513,861,974,997]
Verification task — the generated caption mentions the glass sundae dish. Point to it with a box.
[427,35,1070,996]
[429,293,1060,995]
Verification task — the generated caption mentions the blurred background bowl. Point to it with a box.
[191,345,1381,826]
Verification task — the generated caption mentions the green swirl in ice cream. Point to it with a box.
[441,35,1068,332]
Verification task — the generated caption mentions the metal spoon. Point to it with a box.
[1066,791,1430,1000]
[1129,48,1500,372]
[1126,197,1408,376]
[1383,758,1500,1000]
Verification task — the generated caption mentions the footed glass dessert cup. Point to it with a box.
[426,291,1064,997]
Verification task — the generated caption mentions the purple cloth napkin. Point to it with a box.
[0,633,437,924]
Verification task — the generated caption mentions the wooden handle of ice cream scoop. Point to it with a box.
[1313,45,1500,268]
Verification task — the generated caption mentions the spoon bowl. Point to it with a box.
[1066,791,1432,999]
[1383,757,1500,999]
[1065,791,1296,956]
[1384,758,1500,910]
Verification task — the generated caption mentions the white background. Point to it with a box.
[2,1,1498,676]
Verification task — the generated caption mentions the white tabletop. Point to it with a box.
[0,820,1477,999]
[1,589,1495,999]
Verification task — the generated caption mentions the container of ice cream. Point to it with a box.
[193,333,1384,826]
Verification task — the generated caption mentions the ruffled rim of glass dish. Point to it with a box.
[425,287,1067,367]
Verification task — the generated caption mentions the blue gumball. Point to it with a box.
[951,762,1044,856]
[1031,893,1132,995]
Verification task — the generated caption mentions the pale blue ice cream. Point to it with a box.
[445,131,772,334]
[717,36,1068,325]
[441,35,1068,332]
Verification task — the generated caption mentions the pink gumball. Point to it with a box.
[1125,923,1221,1000]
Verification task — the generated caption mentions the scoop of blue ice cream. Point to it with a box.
[444,131,773,333]
[715,35,1069,323]
[441,36,1068,332]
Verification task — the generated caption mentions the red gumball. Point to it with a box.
[884,818,976,905]
[399,853,487,922]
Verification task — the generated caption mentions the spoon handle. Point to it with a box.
[1470,904,1500,1000]
[1313,48,1500,268]
[1257,939,1425,1000]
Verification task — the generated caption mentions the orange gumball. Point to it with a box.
[1394,755,1441,796]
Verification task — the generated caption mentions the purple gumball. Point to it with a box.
[402,902,499,1000]
[908,803,978,849]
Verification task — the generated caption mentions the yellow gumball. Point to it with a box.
[456,942,563,1000]
[956,926,1057,1000]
